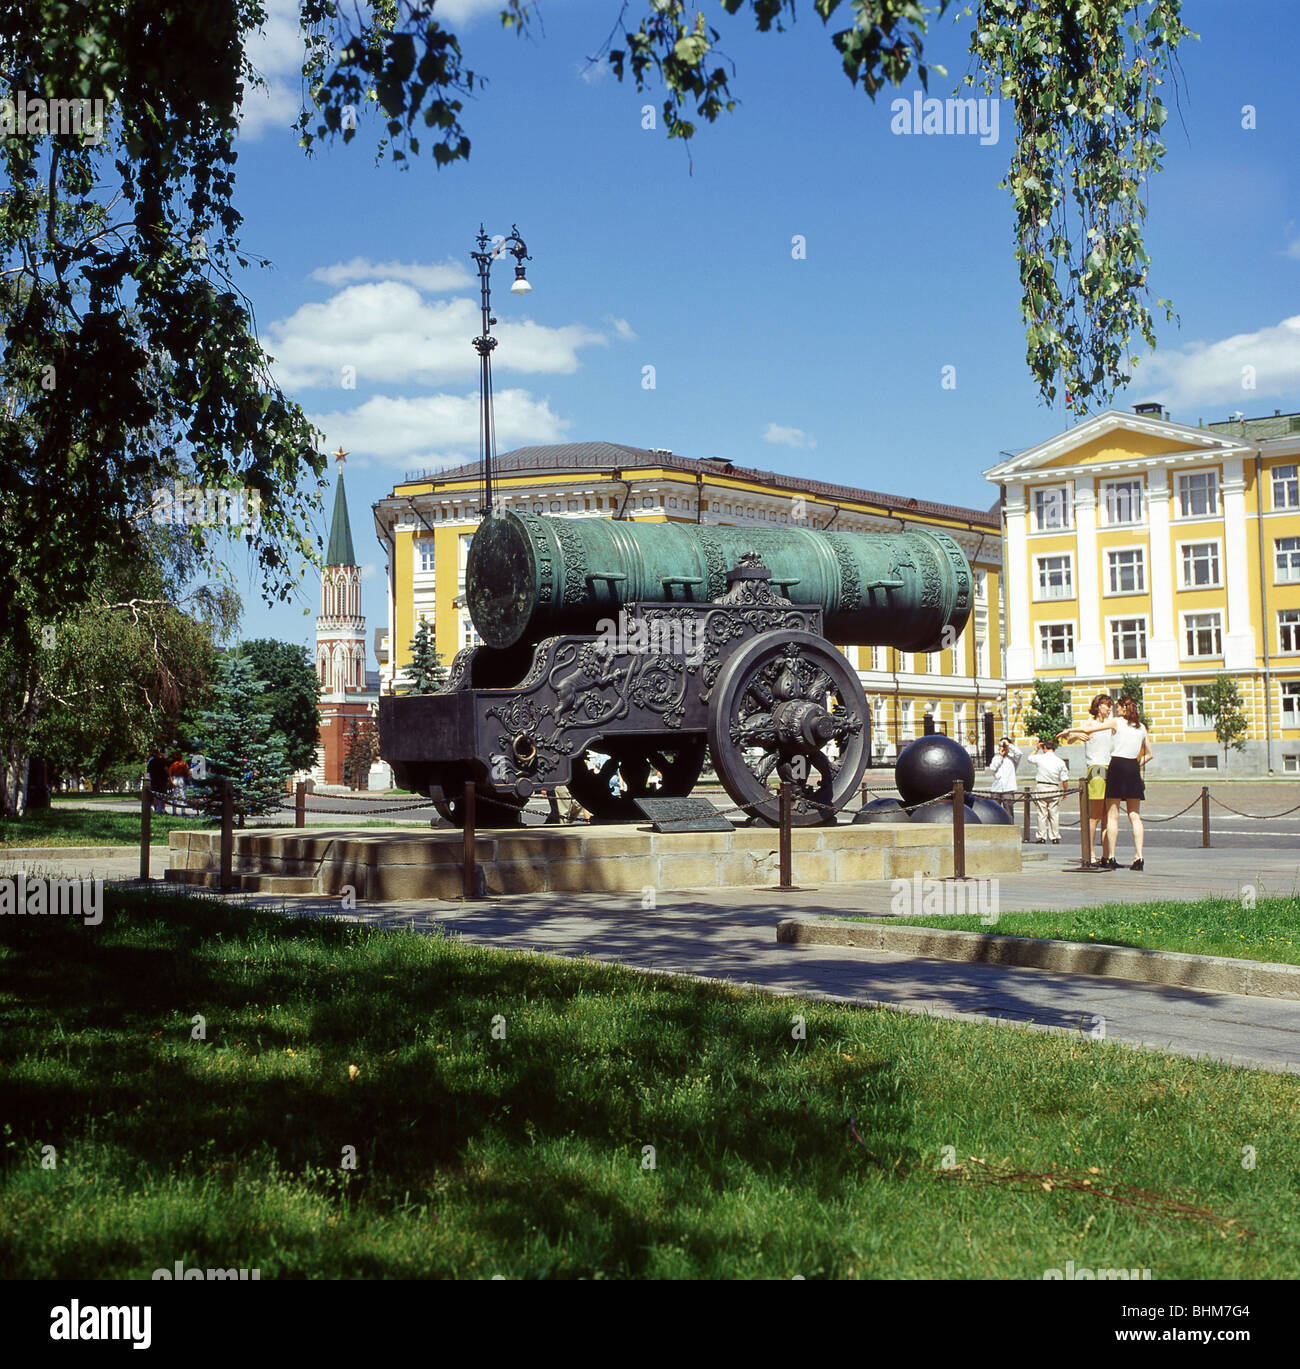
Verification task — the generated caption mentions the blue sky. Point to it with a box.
[223,0,1300,652]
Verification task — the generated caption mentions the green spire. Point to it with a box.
[326,472,357,567]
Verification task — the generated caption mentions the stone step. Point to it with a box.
[164,869,316,894]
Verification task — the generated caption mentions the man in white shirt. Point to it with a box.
[987,738,1022,819]
[1026,739,1070,843]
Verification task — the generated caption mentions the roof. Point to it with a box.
[326,473,357,567]
[397,441,998,528]
[1206,412,1300,440]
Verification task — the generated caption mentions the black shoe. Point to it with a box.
[1130,858,1144,871]
[1102,858,1118,870]
[1051,839,1060,844]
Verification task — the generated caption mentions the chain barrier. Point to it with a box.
[1208,793,1300,820]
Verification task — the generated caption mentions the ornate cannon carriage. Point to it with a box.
[379,511,973,826]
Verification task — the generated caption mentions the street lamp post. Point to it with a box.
[471,224,532,517]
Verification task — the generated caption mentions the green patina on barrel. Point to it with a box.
[467,512,973,653]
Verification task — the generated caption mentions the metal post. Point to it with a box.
[462,780,477,899]
[1022,786,1031,844]
[140,781,151,882]
[951,780,966,880]
[1078,780,1090,866]
[219,780,234,891]
[778,782,793,890]
[1201,785,1210,848]
[295,781,306,829]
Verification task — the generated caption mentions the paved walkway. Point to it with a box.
[7,846,1299,1075]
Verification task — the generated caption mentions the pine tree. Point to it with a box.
[400,619,448,693]
[188,656,293,828]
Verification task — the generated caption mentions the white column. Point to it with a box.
[1221,459,1256,669]
[1073,482,1104,675]
[1146,473,1178,673]
[1004,484,1034,681]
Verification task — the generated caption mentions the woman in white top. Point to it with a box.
[1058,693,1114,868]
[1063,696,1153,870]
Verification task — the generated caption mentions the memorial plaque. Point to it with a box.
[634,796,735,833]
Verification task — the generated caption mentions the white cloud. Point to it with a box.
[1285,238,1300,261]
[308,389,570,465]
[606,315,637,341]
[311,257,472,292]
[762,423,817,451]
[1135,316,1300,412]
[579,59,611,85]
[266,280,606,390]
[238,0,306,140]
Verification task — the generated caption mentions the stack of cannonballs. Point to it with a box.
[854,734,1013,825]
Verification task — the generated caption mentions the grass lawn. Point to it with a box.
[0,807,210,848]
[1,889,1298,1278]
[849,897,1300,967]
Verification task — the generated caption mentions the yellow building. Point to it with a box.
[374,441,1006,763]
[985,405,1300,775]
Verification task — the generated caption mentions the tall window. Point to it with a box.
[1032,485,1071,531]
[1183,612,1223,658]
[1280,609,1300,654]
[417,539,436,574]
[1102,478,1144,525]
[1106,548,1145,594]
[1273,464,1299,510]
[1283,682,1300,727]
[1184,684,1214,731]
[1176,470,1219,517]
[900,700,915,741]
[924,652,939,674]
[1038,622,1074,667]
[974,570,987,601]
[870,646,885,671]
[1109,617,1148,663]
[461,611,481,651]
[1276,537,1300,584]
[1035,554,1073,600]
[975,638,988,677]
[953,701,967,743]
[898,652,913,673]
[1180,541,1221,588]
[458,533,473,592]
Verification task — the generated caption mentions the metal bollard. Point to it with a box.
[1022,787,1031,844]
[1078,781,1090,866]
[219,780,234,891]
[462,780,477,899]
[1201,785,1210,848]
[140,781,151,882]
[951,780,966,880]
[295,781,306,829]
[778,782,793,890]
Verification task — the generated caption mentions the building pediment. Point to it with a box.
[984,410,1254,484]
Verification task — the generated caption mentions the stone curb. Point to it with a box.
[0,846,158,860]
[775,919,1300,1001]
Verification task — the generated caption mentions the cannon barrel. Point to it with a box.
[467,512,972,652]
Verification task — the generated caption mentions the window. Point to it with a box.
[1283,682,1300,726]
[954,702,967,741]
[458,532,472,591]
[900,700,915,741]
[1273,464,1299,510]
[1183,612,1223,658]
[1184,684,1214,731]
[1038,622,1074,667]
[1106,548,1145,594]
[1035,554,1073,600]
[870,646,885,671]
[461,612,481,651]
[921,652,937,674]
[1280,610,1300,654]
[1102,478,1143,525]
[417,539,436,574]
[1180,541,1221,588]
[974,570,987,601]
[898,652,913,673]
[1276,537,1300,583]
[1032,485,1071,531]
[1189,754,1220,770]
[975,638,988,677]
[1109,617,1148,663]
[1284,754,1300,773]
[1176,470,1218,517]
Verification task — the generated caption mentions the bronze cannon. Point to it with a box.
[380,511,973,826]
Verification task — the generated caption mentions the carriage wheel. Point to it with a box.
[432,784,527,828]
[567,738,709,823]
[707,631,868,827]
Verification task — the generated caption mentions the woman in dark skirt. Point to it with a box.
[1064,696,1153,870]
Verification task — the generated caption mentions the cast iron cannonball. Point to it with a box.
[894,735,976,807]
[853,797,911,824]
[909,798,984,825]
[965,794,1014,826]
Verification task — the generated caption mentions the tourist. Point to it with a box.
[145,748,170,815]
[1064,696,1153,870]
[987,737,1022,819]
[1026,739,1069,843]
[1058,694,1114,868]
[167,753,191,814]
